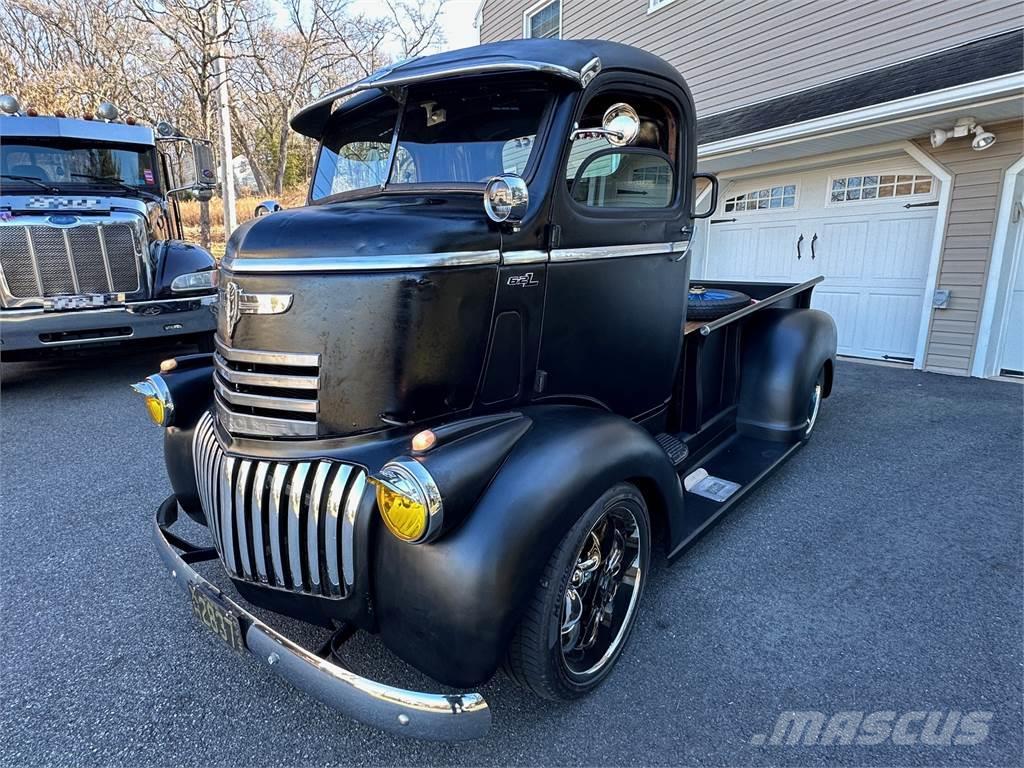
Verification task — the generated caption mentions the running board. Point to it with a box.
[667,433,803,559]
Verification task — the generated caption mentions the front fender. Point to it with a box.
[158,355,215,522]
[372,405,681,687]
[152,240,217,298]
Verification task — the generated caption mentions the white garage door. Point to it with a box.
[700,158,939,361]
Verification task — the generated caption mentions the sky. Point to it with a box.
[272,1,481,54]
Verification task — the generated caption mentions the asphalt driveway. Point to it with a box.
[1,353,1021,767]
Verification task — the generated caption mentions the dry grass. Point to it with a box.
[180,188,307,258]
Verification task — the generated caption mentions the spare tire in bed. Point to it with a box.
[686,286,752,321]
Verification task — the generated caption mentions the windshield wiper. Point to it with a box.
[0,173,59,193]
[70,173,160,201]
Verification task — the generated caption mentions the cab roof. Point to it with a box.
[291,38,685,139]
[0,115,155,146]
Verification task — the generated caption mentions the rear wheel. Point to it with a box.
[505,483,651,700]
[803,368,825,439]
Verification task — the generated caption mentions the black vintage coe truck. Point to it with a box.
[136,40,838,740]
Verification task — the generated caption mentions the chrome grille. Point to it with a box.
[193,411,366,597]
[0,223,141,299]
[213,337,320,438]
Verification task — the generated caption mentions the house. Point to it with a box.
[477,0,1024,378]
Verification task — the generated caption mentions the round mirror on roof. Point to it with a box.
[601,103,640,147]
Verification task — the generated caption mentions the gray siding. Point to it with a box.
[919,119,1024,375]
[480,0,1023,116]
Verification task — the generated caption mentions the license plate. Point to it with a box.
[44,294,115,311]
[188,582,246,652]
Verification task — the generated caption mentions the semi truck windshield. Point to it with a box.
[0,140,159,194]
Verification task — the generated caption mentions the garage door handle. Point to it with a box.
[796,234,804,259]
[811,233,818,260]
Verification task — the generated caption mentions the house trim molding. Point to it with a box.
[698,73,1024,159]
[901,140,953,371]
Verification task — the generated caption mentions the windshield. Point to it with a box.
[312,80,552,201]
[0,139,159,194]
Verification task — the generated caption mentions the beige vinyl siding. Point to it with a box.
[918,119,1024,375]
[480,0,1022,115]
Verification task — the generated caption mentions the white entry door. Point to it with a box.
[701,158,939,361]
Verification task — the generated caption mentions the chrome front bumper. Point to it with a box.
[154,496,491,741]
[0,295,216,352]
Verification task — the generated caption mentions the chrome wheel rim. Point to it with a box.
[805,383,822,437]
[559,505,645,680]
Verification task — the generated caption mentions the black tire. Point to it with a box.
[686,286,751,321]
[504,482,651,700]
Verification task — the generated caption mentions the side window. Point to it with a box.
[571,150,674,209]
[564,91,679,212]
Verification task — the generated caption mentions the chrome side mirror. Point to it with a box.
[569,102,640,146]
[254,200,282,217]
[483,173,528,226]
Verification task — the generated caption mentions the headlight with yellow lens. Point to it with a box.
[369,458,443,544]
[130,374,174,427]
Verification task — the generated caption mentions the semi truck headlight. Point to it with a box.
[170,270,218,293]
[130,375,174,427]
[368,458,443,543]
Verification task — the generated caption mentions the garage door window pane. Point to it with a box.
[830,173,933,203]
[725,184,797,212]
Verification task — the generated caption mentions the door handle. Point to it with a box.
[811,233,818,260]
[796,234,804,259]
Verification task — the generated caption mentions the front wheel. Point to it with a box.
[504,483,651,700]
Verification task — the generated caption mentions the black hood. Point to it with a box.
[226,194,498,264]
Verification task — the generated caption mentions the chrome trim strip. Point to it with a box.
[550,241,691,263]
[222,250,500,274]
[154,513,491,741]
[269,464,288,585]
[24,227,44,295]
[251,461,270,583]
[214,336,319,367]
[325,465,352,596]
[341,471,365,589]
[216,401,319,438]
[295,60,585,125]
[307,463,331,591]
[61,229,81,294]
[288,462,311,590]
[214,376,318,414]
[97,223,115,292]
[501,249,548,265]
[234,460,254,578]
[220,456,237,575]
[214,355,319,390]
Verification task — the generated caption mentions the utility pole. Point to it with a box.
[215,0,237,235]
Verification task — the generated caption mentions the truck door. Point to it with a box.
[539,78,695,425]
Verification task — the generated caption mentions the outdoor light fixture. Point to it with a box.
[971,124,997,150]
[930,117,996,151]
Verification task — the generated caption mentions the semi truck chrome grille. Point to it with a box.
[193,411,366,597]
[0,223,141,299]
[213,337,320,438]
